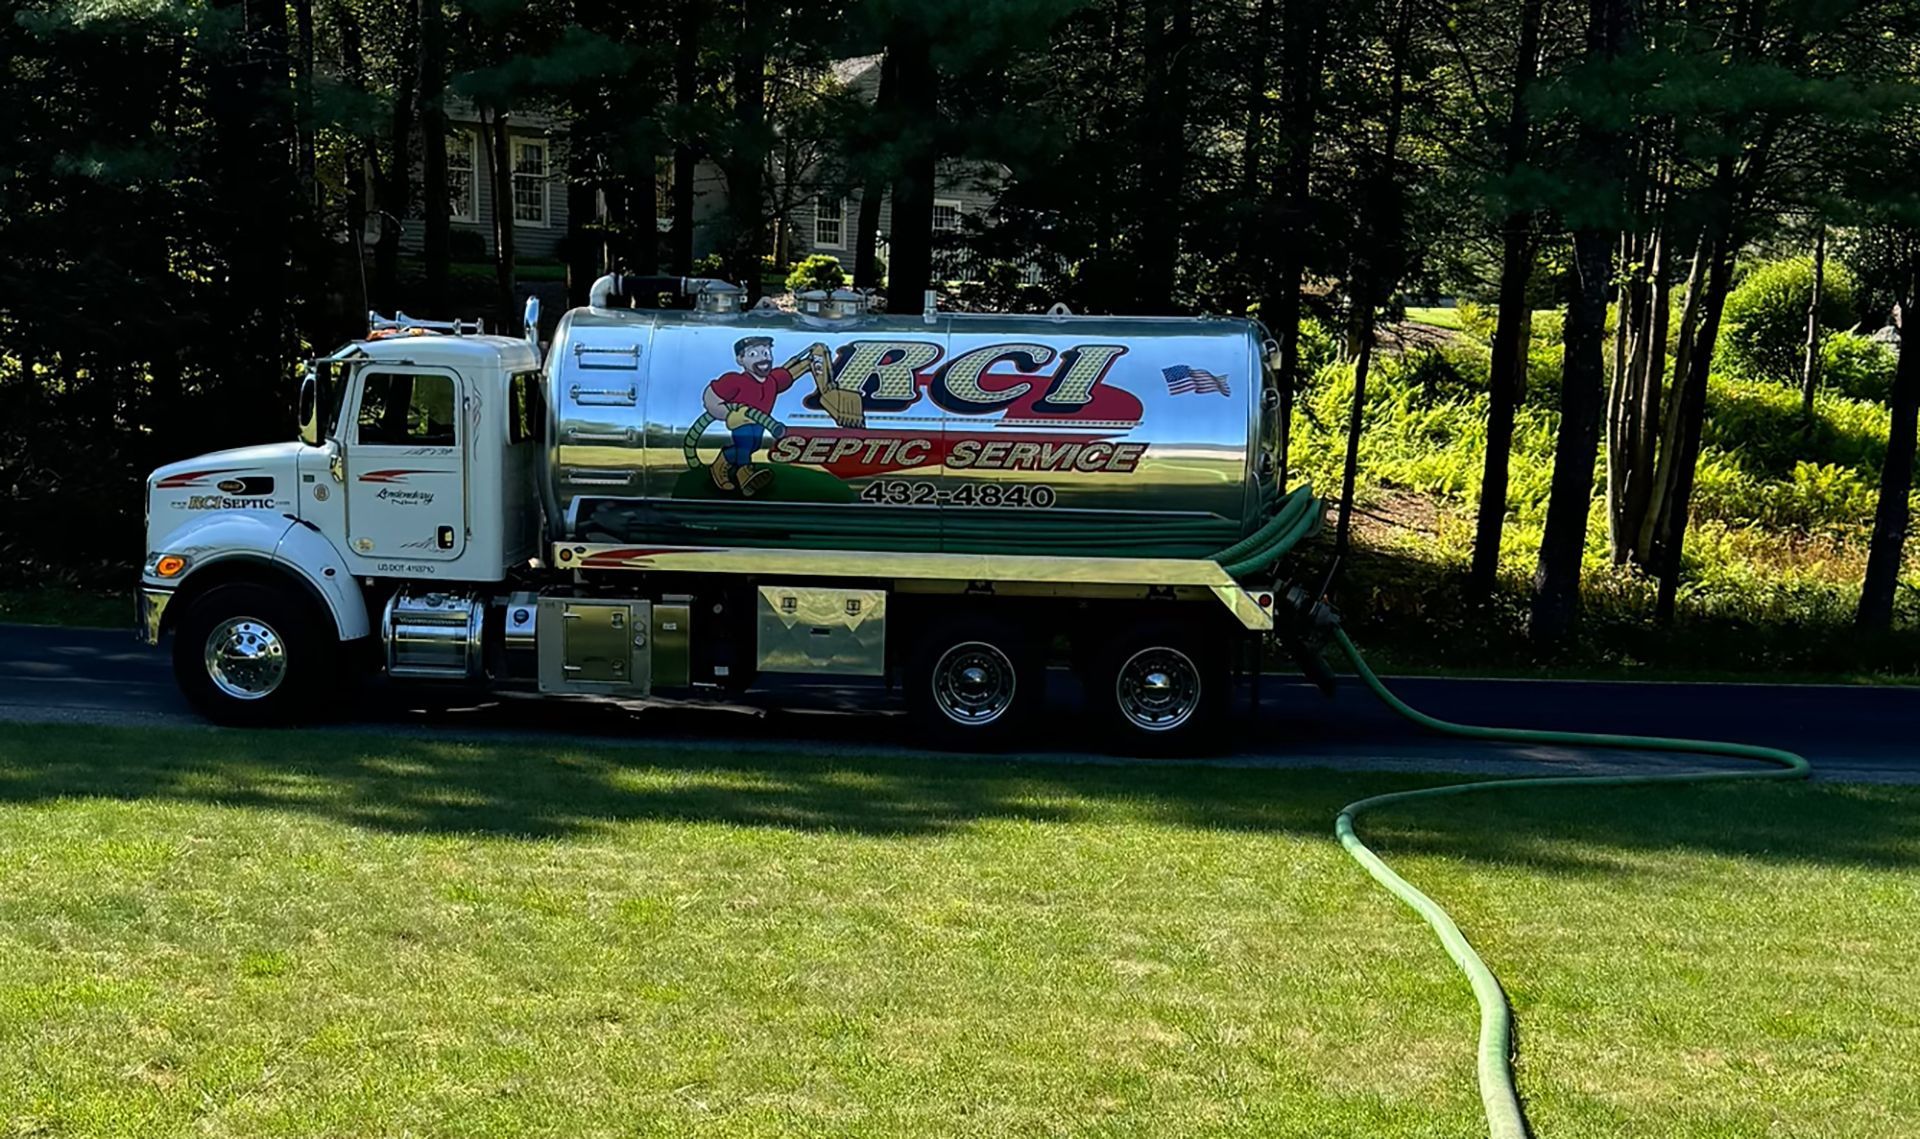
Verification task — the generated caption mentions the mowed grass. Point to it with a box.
[0,726,1916,1137]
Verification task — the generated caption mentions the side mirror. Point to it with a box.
[297,361,338,447]
[297,370,321,447]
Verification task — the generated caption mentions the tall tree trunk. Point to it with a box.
[484,107,516,323]
[206,0,297,419]
[669,0,701,277]
[1617,228,1671,565]
[1269,0,1327,484]
[418,0,451,315]
[1135,0,1193,313]
[1333,0,1411,560]
[1859,257,1920,630]
[1652,227,1736,623]
[1469,0,1544,594]
[722,0,770,299]
[854,43,898,290]
[1802,223,1827,417]
[332,0,373,317]
[373,1,417,314]
[565,114,602,307]
[1635,233,1708,557]
[1530,0,1626,646]
[853,186,886,288]
[885,17,937,305]
[293,0,315,201]
[1654,119,1780,622]
[1236,0,1274,298]
[1649,3,1782,620]
[1532,228,1613,643]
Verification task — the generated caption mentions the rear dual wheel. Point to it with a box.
[1084,620,1229,756]
[905,611,1229,755]
[906,614,1044,747]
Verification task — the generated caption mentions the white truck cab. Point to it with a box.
[138,286,1311,753]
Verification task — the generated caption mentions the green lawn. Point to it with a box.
[1,726,1915,1138]
[1402,305,1466,331]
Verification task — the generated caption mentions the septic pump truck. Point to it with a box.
[136,276,1323,752]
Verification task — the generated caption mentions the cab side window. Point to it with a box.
[358,372,457,447]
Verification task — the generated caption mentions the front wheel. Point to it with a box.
[1086,618,1230,755]
[906,614,1043,747]
[172,582,335,726]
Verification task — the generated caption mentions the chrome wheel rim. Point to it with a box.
[931,641,1017,726]
[1115,647,1200,732]
[204,617,287,701]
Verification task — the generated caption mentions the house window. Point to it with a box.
[932,199,963,234]
[814,196,847,249]
[512,138,549,227]
[447,130,478,223]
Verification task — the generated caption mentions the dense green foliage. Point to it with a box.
[1290,311,1920,673]
[1720,257,1859,383]
[784,253,847,293]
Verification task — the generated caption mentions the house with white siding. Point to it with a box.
[383,60,1002,280]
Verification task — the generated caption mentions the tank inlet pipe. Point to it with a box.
[1325,625,1810,1138]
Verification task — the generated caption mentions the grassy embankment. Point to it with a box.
[1297,303,1920,679]
[1,725,1915,1137]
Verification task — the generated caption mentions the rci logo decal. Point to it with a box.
[184,495,276,510]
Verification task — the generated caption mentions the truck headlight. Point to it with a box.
[145,552,189,579]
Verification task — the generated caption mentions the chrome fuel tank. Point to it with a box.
[543,306,1275,557]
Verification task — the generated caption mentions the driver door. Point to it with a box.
[344,366,468,561]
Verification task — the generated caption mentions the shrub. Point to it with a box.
[1720,256,1857,383]
[1817,330,1898,403]
[1455,301,1497,345]
[1702,375,1889,479]
[1296,315,1340,376]
[784,253,846,294]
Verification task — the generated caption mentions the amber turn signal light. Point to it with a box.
[154,555,187,578]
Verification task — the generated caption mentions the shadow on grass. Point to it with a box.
[0,724,1914,873]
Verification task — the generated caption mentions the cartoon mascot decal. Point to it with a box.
[687,336,863,497]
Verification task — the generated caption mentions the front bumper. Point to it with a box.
[136,586,174,645]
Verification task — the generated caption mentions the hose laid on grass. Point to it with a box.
[1329,627,1811,1139]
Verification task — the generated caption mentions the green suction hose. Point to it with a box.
[1328,626,1804,1129]
[1327,627,1810,1138]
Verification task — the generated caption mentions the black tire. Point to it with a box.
[1085,617,1231,756]
[905,613,1044,748]
[171,581,336,726]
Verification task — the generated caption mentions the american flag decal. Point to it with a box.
[1163,364,1230,396]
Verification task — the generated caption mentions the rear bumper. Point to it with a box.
[136,587,173,645]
